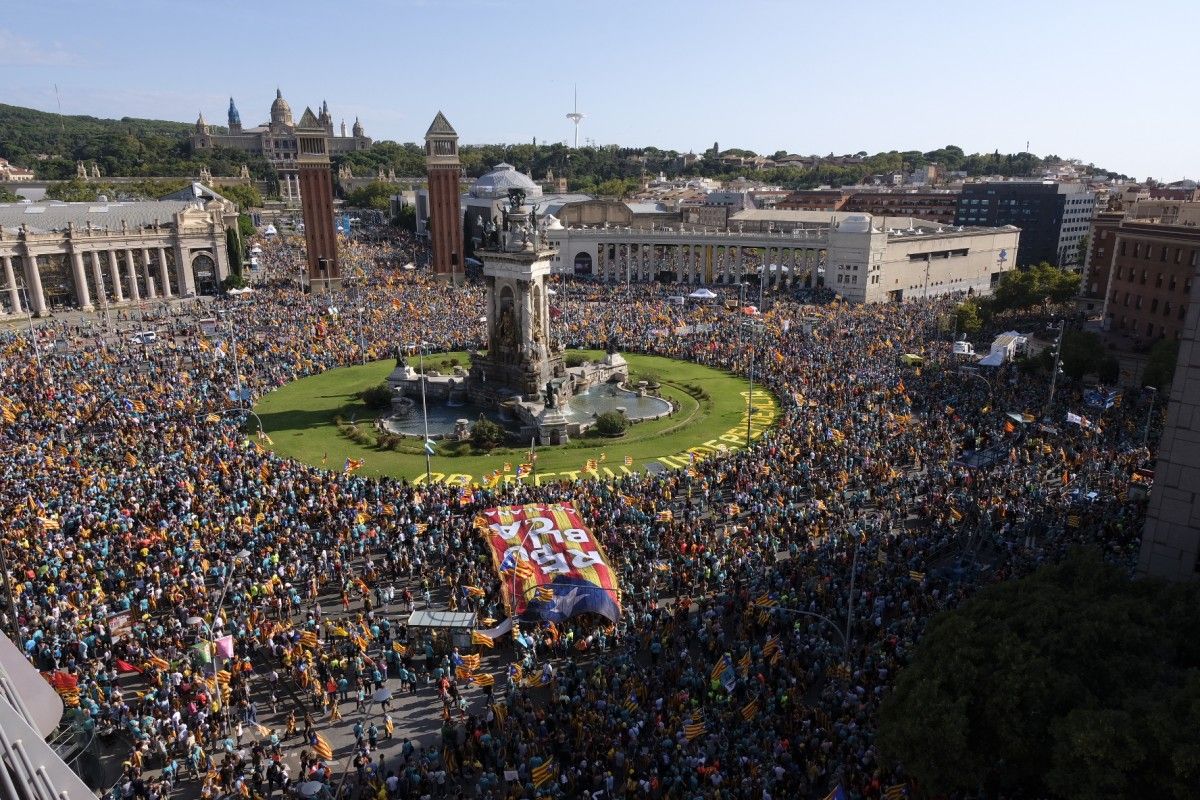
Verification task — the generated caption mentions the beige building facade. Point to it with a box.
[0,198,236,316]
[546,210,1018,302]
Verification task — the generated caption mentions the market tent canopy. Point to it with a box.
[406,610,476,630]
[688,288,718,299]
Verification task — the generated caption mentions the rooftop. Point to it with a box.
[0,199,217,235]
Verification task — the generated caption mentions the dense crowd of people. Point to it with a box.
[0,229,1155,800]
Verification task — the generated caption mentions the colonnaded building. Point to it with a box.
[546,209,1020,303]
[191,90,371,204]
[0,184,236,316]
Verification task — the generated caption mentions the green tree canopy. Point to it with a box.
[1142,338,1181,392]
[878,550,1200,799]
[343,181,395,210]
[219,182,263,210]
[954,300,983,335]
[990,262,1081,311]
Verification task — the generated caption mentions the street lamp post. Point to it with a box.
[15,286,44,387]
[1142,386,1159,447]
[742,319,764,448]
[1044,319,1066,416]
[218,309,246,410]
[409,342,433,483]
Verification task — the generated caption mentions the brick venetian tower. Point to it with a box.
[297,106,339,292]
[424,111,463,284]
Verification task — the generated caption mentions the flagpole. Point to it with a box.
[530,436,537,484]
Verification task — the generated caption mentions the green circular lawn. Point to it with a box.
[254,351,778,485]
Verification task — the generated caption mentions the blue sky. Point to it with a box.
[2,0,1195,180]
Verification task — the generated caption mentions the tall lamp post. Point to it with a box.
[409,341,433,483]
[1142,386,1159,447]
[742,319,765,448]
[217,308,246,410]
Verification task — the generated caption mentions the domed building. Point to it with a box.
[191,89,372,204]
[423,161,588,253]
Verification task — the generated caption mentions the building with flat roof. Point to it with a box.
[1099,205,1200,343]
[0,188,236,315]
[547,209,1018,302]
[955,181,1095,267]
[778,188,961,225]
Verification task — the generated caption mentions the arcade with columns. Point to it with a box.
[0,200,236,316]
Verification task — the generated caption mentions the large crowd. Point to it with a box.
[0,229,1155,800]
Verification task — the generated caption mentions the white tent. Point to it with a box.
[263,224,278,237]
[688,288,718,299]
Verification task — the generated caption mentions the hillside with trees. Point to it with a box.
[1,102,1129,193]
[0,103,275,182]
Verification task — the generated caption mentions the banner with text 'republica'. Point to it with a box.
[476,503,622,622]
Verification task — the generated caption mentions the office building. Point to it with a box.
[954,181,1095,267]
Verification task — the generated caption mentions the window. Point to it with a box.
[1156,273,1163,288]
[1160,247,1168,263]
[1151,298,1158,313]
[1134,243,1140,257]
[1120,241,1127,256]
[1164,302,1172,317]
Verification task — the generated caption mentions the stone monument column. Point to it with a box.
[89,253,106,304]
[106,251,124,302]
[2,255,20,314]
[70,249,92,310]
[141,248,155,298]
[22,252,48,316]
[124,248,140,302]
[157,247,172,297]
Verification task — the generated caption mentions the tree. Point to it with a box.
[238,213,256,241]
[593,411,629,436]
[990,262,1080,311]
[393,204,416,232]
[954,300,983,335]
[0,186,20,202]
[344,181,394,210]
[878,550,1200,798]
[226,227,243,278]
[1142,338,1180,391]
[220,182,263,210]
[596,178,634,198]
[1049,330,1119,382]
[470,417,505,451]
[357,382,394,410]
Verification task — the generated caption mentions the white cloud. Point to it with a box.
[0,28,78,67]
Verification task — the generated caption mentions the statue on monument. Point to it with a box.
[507,188,526,212]
[543,380,557,409]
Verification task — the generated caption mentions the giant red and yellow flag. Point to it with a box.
[478,502,621,622]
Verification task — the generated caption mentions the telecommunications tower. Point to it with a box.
[565,85,585,148]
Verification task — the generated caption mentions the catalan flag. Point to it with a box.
[738,651,752,677]
[384,716,395,735]
[205,412,221,424]
[474,672,495,688]
[343,458,364,475]
[622,694,639,713]
[516,462,533,477]
[462,653,482,670]
[492,702,508,725]
[762,635,780,660]
[471,631,494,649]
[38,517,60,531]
[883,784,908,799]
[908,570,926,583]
[531,758,557,788]
[514,560,536,581]
[684,719,707,741]
[740,697,760,721]
[535,586,554,603]
[503,462,512,473]
[464,586,486,598]
[300,630,319,649]
[585,459,598,472]
[656,509,673,522]
[312,734,333,761]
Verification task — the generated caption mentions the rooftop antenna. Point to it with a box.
[54,84,65,133]
[565,85,584,149]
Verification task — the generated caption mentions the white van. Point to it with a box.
[129,331,157,345]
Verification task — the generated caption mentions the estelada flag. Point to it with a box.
[471,631,494,649]
[312,734,333,761]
